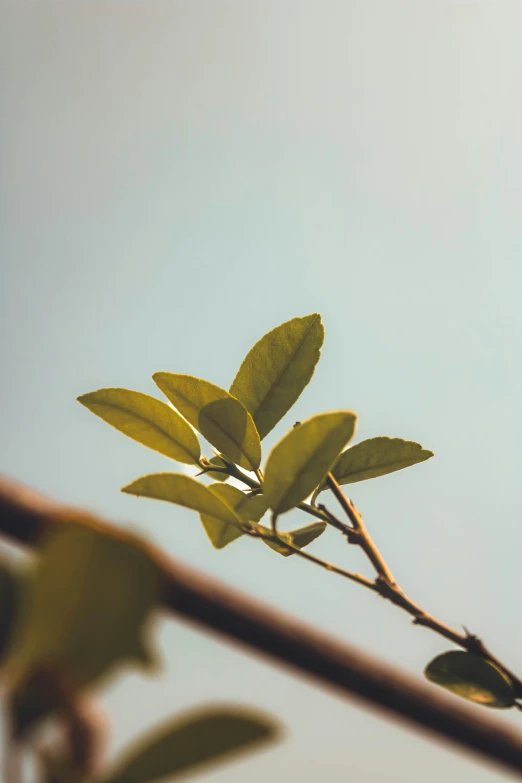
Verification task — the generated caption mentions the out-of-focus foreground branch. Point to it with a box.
[1,476,522,777]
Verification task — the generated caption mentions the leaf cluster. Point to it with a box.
[76,313,522,714]
[79,314,431,554]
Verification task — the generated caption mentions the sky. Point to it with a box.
[1,0,522,781]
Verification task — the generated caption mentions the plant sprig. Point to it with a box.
[78,313,522,712]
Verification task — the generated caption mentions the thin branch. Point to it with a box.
[2,477,522,776]
[201,458,335,526]
[269,512,377,590]
[326,474,395,583]
[324,474,522,699]
[195,460,522,698]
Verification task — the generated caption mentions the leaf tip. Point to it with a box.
[120,481,137,495]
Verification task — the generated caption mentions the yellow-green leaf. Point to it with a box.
[201,484,251,549]
[103,707,280,783]
[199,486,269,548]
[122,473,241,526]
[263,412,358,514]
[260,522,326,557]
[77,388,201,465]
[236,493,269,524]
[5,521,161,692]
[331,437,433,486]
[230,314,324,439]
[424,651,515,708]
[153,374,261,471]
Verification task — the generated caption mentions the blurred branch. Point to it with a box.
[1,476,522,777]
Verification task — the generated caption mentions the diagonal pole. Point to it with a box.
[1,475,522,777]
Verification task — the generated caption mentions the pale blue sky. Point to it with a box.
[1,1,522,781]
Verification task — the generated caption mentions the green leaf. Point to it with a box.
[153,374,261,471]
[5,520,161,693]
[77,389,201,465]
[201,484,251,549]
[230,314,324,439]
[236,493,269,524]
[330,437,433,486]
[199,486,269,549]
[260,521,326,557]
[204,455,230,482]
[103,707,280,783]
[263,411,358,514]
[424,651,515,708]
[122,473,242,526]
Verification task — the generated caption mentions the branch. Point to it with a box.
[269,511,377,589]
[324,474,522,699]
[1,477,522,776]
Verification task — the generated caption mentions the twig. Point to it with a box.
[269,512,376,590]
[324,474,522,699]
[325,474,395,582]
[197,459,522,699]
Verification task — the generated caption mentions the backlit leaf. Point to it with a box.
[260,522,326,557]
[236,493,269,524]
[77,389,201,465]
[424,651,515,708]
[201,484,251,549]
[330,437,433,486]
[199,486,269,548]
[103,707,280,783]
[153,374,261,471]
[263,412,358,513]
[230,314,324,439]
[122,473,241,526]
[5,520,161,693]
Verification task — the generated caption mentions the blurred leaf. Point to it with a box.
[260,522,326,557]
[263,412,358,514]
[230,314,324,439]
[122,473,242,527]
[201,484,251,549]
[0,556,19,666]
[424,651,515,708]
[77,389,201,465]
[5,520,161,694]
[204,455,230,482]
[330,437,433,487]
[103,707,280,783]
[153,374,261,471]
